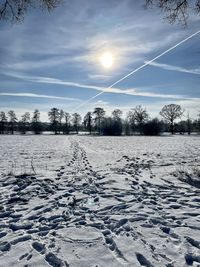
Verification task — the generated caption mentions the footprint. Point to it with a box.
[185,253,200,265]
[185,236,200,249]
[27,253,32,261]
[32,241,46,254]
[19,253,29,260]
[45,252,69,267]
[0,241,11,252]
[11,234,31,245]
[136,253,155,267]
[104,236,128,263]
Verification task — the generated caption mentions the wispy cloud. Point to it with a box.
[146,61,200,75]
[88,74,111,80]
[2,57,73,71]
[0,92,80,102]
[3,71,190,100]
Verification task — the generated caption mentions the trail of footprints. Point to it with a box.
[0,138,200,266]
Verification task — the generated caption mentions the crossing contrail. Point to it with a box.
[73,29,200,111]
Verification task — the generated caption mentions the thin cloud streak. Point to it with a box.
[3,72,190,100]
[146,61,200,75]
[0,92,81,102]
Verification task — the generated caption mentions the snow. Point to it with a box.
[0,134,200,266]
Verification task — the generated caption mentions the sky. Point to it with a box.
[0,0,200,121]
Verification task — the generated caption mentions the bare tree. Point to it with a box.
[0,0,61,22]
[126,111,136,134]
[145,0,200,26]
[63,112,70,134]
[186,111,192,135]
[93,107,105,135]
[0,111,7,134]
[71,113,81,134]
[112,109,123,135]
[58,109,64,134]
[8,110,18,134]
[48,107,60,134]
[132,105,149,134]
[19,112,30,134]
[197,112,200,132]
[160,104,183,134]
[84,112,93,134]
[112,109,123,119]
[32,109,42,134]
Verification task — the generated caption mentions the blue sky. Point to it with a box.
[0,0,199,121]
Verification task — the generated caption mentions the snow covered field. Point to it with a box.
[0,135,200,267]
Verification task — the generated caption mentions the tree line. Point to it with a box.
[0,104,200,136]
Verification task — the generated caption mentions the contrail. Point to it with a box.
[73,29,200,111]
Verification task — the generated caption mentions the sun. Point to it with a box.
[100,51,114,69]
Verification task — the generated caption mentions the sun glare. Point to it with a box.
[100,51,114,69]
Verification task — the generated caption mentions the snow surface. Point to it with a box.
[0,135,200,267]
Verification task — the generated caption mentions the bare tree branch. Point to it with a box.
[0,0,62,23]
[0,1,199,25]
[145,0,200,26]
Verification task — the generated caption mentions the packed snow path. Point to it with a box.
[0,135,200,266]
